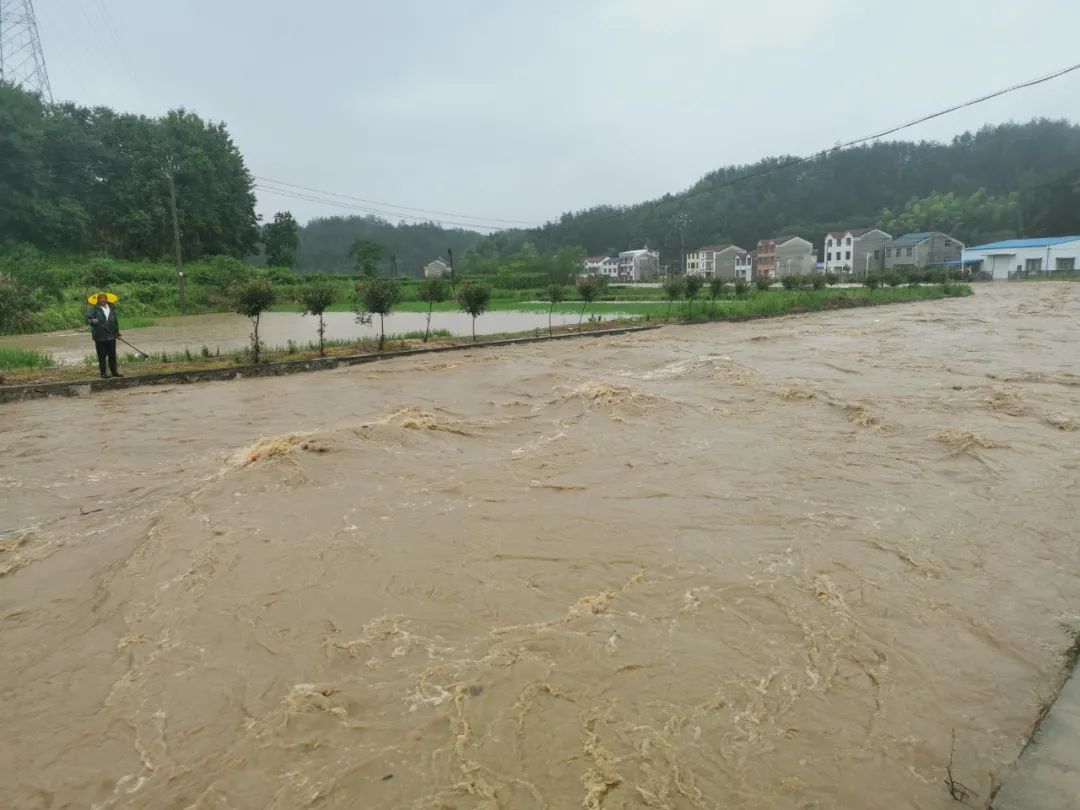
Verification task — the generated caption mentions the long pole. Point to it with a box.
[447,248,456,289]
[167,171,185,312]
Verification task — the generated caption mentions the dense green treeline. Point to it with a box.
[0,81,258,260]
[296,215,482,275]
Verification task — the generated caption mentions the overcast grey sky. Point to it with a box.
[35,0,1080,230]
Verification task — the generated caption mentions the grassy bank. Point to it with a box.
[0,346,55,370]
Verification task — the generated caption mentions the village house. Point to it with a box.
[823,228,891,276]
[423,258,450,278]
[754,236,816,279]
[685,244,749,279]
[884,232,962,269]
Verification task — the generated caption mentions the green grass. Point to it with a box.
[0,346,56,370]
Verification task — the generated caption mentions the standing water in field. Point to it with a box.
[1,283,1079,809]
[0,310,630,365]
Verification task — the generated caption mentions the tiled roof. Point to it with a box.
[827,228,879,238]
[891,232,943,247]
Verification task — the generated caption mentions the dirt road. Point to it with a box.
[2,283,1078,809]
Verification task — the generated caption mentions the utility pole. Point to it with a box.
[391,253,398,278]
[447,248,456,289]
[165,168,185,311]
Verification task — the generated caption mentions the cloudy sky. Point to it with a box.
[35,0,1080,231]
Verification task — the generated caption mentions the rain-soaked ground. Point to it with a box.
[1,283,1078,809]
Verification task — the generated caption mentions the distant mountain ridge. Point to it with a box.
[471,118,1080,260]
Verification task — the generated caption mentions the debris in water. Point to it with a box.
[984,390,1026,416]
[935,430,1002,453]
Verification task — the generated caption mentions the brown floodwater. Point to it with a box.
[1,283,1078,809]
[0,310,621,365]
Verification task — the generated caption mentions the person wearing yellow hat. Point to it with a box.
[86,292,123,378]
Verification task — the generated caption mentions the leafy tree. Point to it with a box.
[416,277,450,342]
[356,277,401,349]
[299,279,336,355]
[264,211,300,268]
[754,277,771,291]
[733,278,748,298]
[684,275,704,317]
[575,277,599,325]
[810,274,826,290]
[349,238,384,277]
[823,271,839,286]
[0,83,259,260]
[863,274,882,291]
[456,281,492,342]
[545,283,565,336]
[780,275,799,291]
[232,278,276,363]
[661,277,685,320]
[708,276,725,303]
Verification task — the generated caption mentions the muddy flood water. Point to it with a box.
[1,283,1078,809]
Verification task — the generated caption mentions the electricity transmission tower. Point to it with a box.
[0,0,52,100]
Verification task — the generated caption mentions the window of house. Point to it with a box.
[874,249,880,259]
[826,239,832,247]
[944,239,952,247]
[1025,258,1043,273]
[887,248,892,257]
[826,252,832,261]
[906,247,913,256]
[844,251,850,260]
[1056,257,1075,272]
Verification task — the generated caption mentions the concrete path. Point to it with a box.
[993,670,1080,808]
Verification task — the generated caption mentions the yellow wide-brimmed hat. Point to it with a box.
[87,291,119,304]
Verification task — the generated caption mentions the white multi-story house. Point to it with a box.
[584,256,606,274]
[618,248,660,281]
[686,244,749,278]
[822,228,891,276]
[734,252,754,281]
[962,236,1080,280]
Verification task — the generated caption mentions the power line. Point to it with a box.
[254,175,541,227]
[257,60,1080,238]
[254,182,514,232]
[585,60,1080,226]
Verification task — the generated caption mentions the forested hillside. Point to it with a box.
[296,216,482,276]
[473,119,1080,259]
[0,82,258,260]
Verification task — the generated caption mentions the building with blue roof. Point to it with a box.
[962,236,1080,280]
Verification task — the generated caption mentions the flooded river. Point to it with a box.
[0,310,617,364]
[1,283,1078,809]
